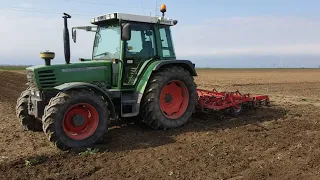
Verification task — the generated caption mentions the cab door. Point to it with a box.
[121,22,157,87]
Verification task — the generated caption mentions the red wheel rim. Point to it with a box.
[160,80,189,119]
[63,103,99,140]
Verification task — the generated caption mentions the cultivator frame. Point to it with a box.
[196,88,270,115]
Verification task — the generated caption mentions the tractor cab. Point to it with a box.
[71,5,178,87]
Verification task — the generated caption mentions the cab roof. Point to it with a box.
[90,12,178,26]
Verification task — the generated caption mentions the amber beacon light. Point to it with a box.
[160,4,166,16]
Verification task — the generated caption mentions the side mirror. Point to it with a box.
[121,23,131,41]
[72,29,77,43]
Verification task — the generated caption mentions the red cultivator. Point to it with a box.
[196,88,270,115]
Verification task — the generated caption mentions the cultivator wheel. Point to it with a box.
[230,103,243,117]
[15,88,42,131]
[42,89,109,150]
[140,66,197,129]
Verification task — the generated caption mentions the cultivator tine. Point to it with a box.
[196,88,270,115]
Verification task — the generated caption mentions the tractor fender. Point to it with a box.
[135,60,197,104]
[54,82,116,119]
[153,60,197,76]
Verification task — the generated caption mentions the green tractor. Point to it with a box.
[16,6,198,150]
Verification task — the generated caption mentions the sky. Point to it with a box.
[0,0,320,68]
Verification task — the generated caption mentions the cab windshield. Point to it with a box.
[92,24,121,60]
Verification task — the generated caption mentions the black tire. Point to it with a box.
[15,88,42,131]
[42,90,109,150]
[230,103,243,117]
[140,66,197,129]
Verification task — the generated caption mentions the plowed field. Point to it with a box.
[0,69,320,180]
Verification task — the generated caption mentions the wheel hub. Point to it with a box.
[63,103,99,140]
[72,114,86,127]
[165,93,173,103]
[159,80,189,119]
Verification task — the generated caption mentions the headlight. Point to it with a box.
[91,13,116,24]
[30,90,40,97]
[109,13,115,19]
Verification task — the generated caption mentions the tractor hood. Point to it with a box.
[26,60,112,91]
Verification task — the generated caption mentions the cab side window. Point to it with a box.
[159,25,175,58]
[126,23,156,59]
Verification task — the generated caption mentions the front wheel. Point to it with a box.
[42,90,109,150]
[15,88,42,131]
[140,66,197,129]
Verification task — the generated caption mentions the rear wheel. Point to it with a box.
[42,90,109,150]
[140,66,197,129]
[15,88,42,131]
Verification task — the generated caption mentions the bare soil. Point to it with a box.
[1,69,320,180]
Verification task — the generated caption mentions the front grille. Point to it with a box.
[27,70,37,88]
[37,70,57,88]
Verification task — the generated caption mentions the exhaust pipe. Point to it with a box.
[63,13,71,64]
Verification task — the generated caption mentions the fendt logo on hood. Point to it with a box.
[61,66,107,72]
